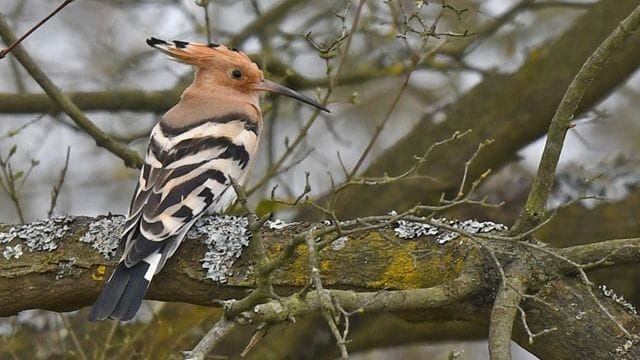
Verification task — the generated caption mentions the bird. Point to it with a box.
[89,37,329,321]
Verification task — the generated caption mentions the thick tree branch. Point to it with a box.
[560,238,640,269]
[514,278,639,359]
[512,4,640,233]
[0,215,484,317]
[1,215,639,359]
[488,259,530,360]
[0,89,182,115]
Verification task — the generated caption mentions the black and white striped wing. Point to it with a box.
[120,115,257,268]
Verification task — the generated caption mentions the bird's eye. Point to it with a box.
[231,69,242,79]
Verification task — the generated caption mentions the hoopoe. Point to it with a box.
[89,37,328,321]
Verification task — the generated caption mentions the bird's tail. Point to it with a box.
[88,253,161,321]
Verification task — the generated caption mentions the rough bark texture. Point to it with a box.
[0,215,482,316]
[515,278,639,359]
[1,215,639,359]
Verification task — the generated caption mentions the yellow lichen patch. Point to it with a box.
[270,242,282,254]
[452,256,465,275]
[418,251,464,285]
[91,265,107,281]
[369,249,421,289]
[320,259,331,273]
[295,245,307,258]
[284,245,309,286]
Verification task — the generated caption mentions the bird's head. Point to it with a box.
[147,37,329,113]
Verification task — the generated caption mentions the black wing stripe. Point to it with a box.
[130,169,228,262]
[119,115,253,270]
[141,163,151,187]
[162,161,208,183]
[127,166,170,222]
[162,136,249,167]
[141,219,165,236]
[198,187,215,204]
[219,142,250,168]
[149,137,163,161]
[172,205,194,218]
[148,168,227,214]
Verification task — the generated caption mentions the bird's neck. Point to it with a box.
[161,85,262,130]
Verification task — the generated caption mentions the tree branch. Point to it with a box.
[183,316,235,360]
[560,238,640,269]
[488,259,530,360]
[0,215,483,317]
[0,89,181,115]
[1,215,639,358]
[512,4,640,233]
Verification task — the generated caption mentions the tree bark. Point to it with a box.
[1,215,638,358]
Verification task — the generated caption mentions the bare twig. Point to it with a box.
[48,147,70,218]
[348,4,448,179]
[586,285,632,338]
[0,114,45,140]
[327,130,471,211]
[495,238,635,338]
[455,139,493,199]
[559,238,640,269]
[225,178,280,316]
[247,2,370,196]
[516,305,557,345]
[197,0,212,44]
[96,320,119,360]
[305,232,350,359]
[0,145,34,224]
[182,316,235,360]
[60,313,88,360]
[0,0,75,59]
[240,324,268,357]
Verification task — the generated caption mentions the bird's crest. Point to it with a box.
[147,37,265,96]
[147,37,258,71]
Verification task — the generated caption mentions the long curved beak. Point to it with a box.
[254,79,330,113]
